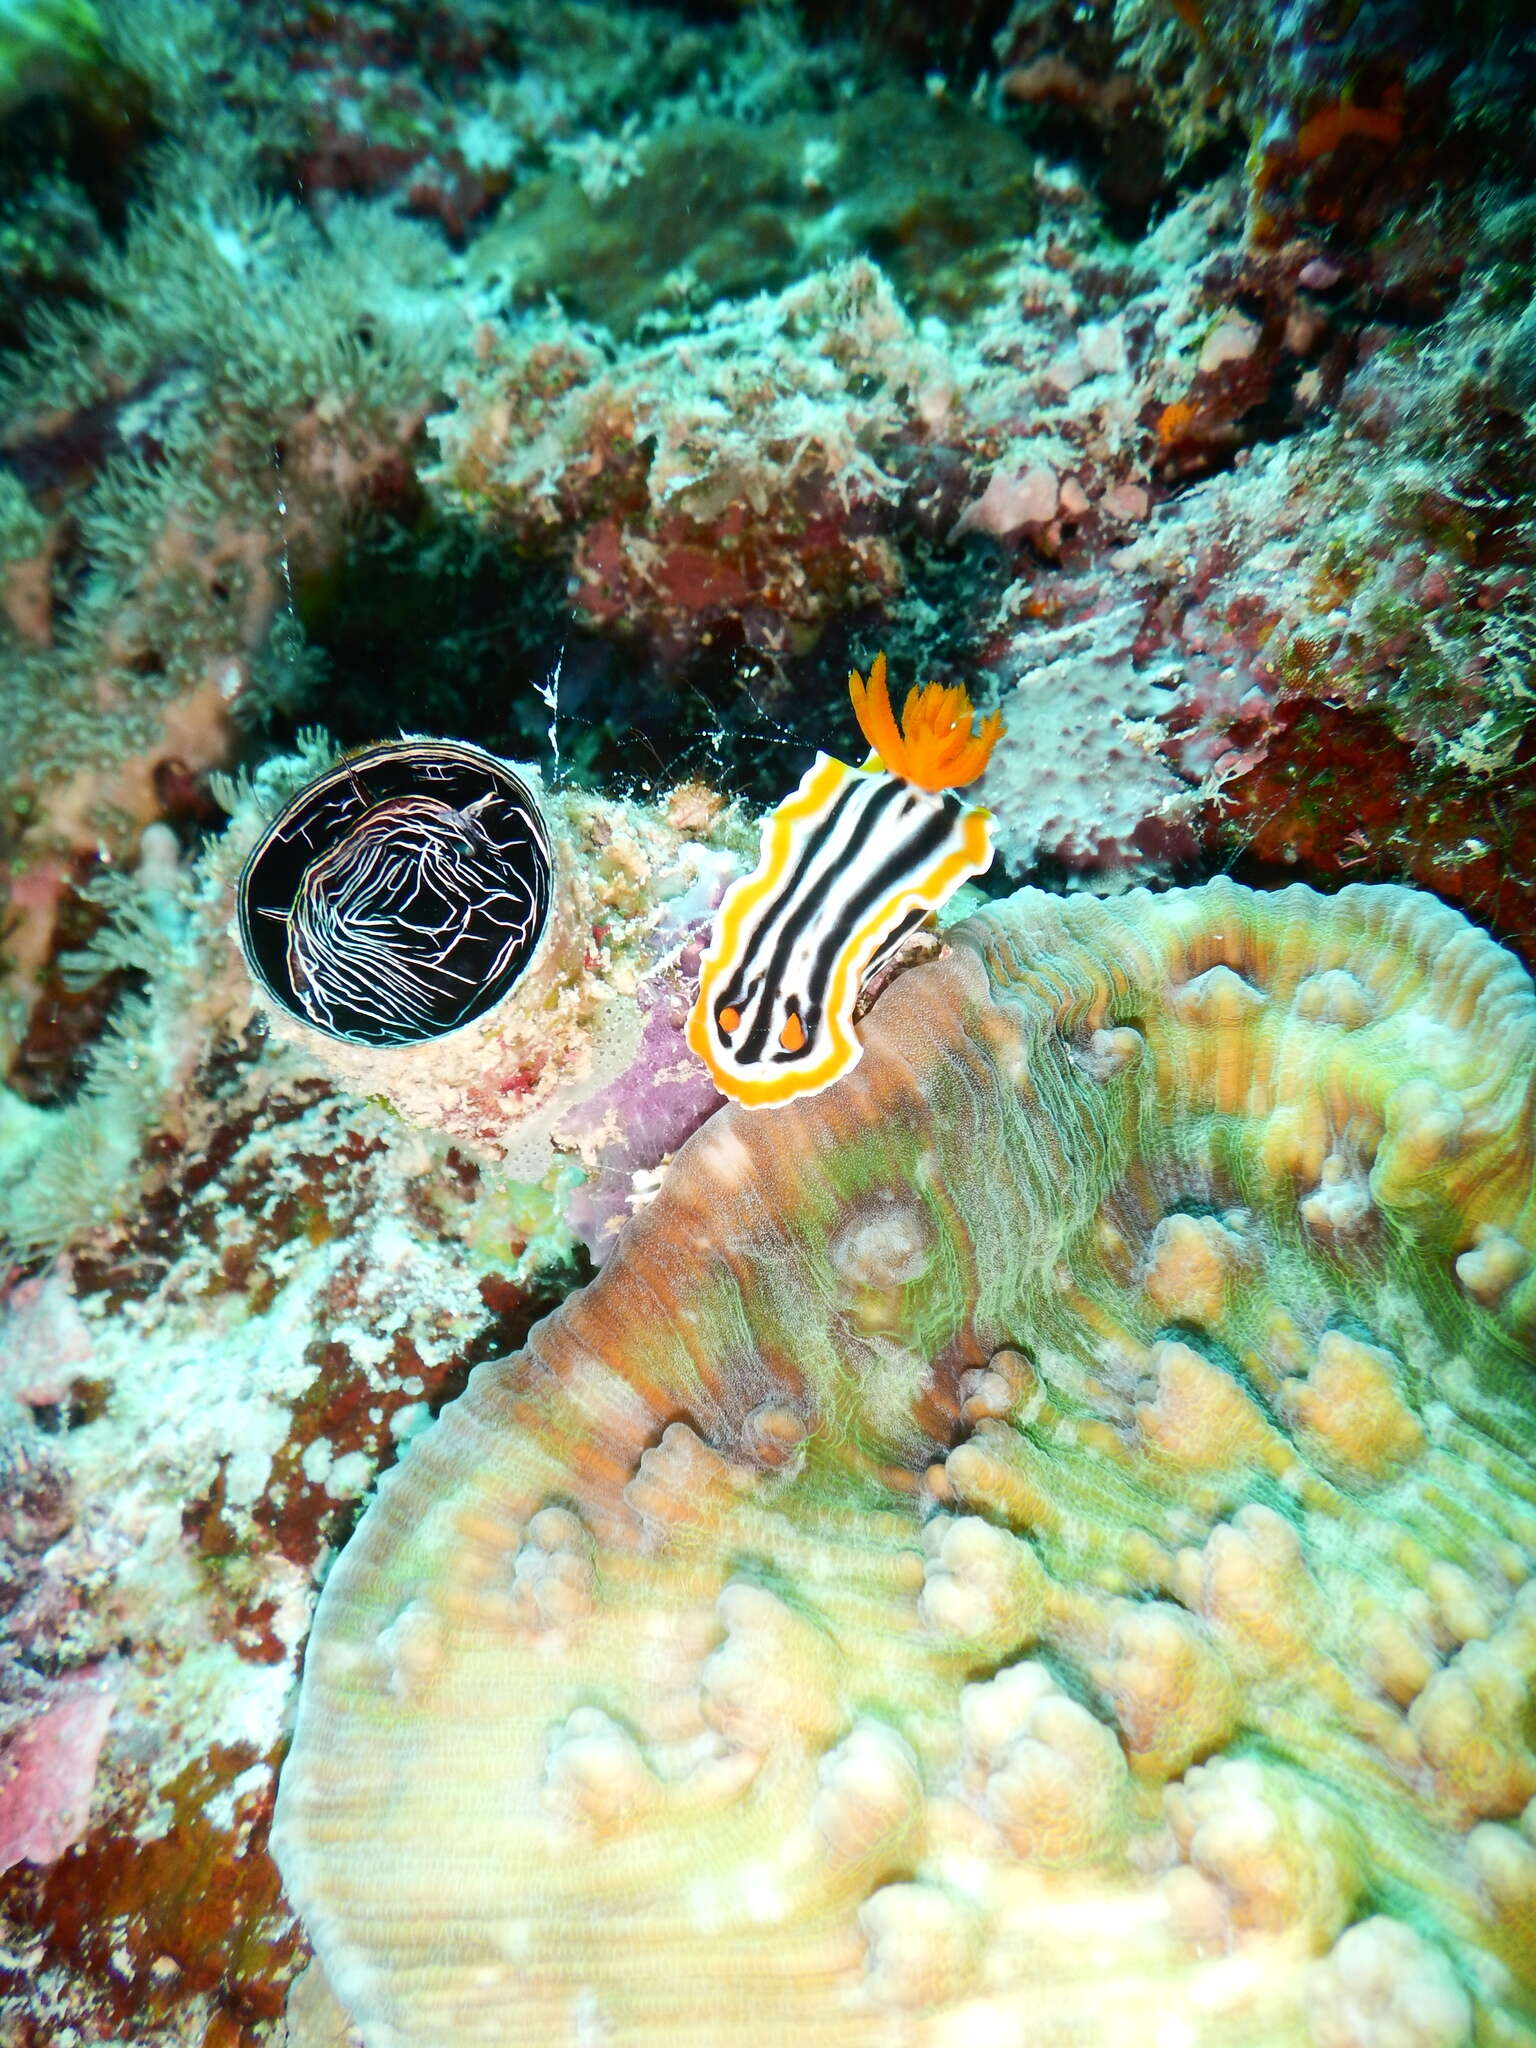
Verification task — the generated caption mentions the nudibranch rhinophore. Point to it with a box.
[236,738,552,1047]
[686,653,1003,1107]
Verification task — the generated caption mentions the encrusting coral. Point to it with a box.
[274,875,1536,2047]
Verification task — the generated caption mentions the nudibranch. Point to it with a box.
[236,739,552,1047]
[686,653,1003,1107]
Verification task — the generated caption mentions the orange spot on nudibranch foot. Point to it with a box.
[778,1011,807,1053]
[848,651,1004,793]
[718,1006,741,1035]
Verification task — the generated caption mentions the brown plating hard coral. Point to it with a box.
[273,877,1536,2047]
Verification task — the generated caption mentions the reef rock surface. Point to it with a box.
[274,876,1536,2048]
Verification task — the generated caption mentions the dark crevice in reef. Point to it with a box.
[269,500,1021,816]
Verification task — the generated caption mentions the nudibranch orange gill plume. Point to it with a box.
[686,653,1004,1107]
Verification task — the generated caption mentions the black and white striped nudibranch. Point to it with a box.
[236,739,552,1048]
[687,654,1003,1108]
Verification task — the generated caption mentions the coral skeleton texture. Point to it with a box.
[276,878,1536,2047]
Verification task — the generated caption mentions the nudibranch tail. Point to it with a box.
[687,654,1002,1110]
[849,650,1003,793]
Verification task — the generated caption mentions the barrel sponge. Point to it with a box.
[272,877,1536,2047]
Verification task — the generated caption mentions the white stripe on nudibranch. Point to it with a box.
[687,655,1002,1109]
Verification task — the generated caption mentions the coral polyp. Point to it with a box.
[274,877,1536,2047]
[236,739,552,1048]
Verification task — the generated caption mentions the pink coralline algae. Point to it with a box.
[0,1431,113,1878]
[560,950,727,1261]
[428,263,936,675]
[0,1265,95,1413]
[0,1666,119,1872]
[424,137,1535,940]
[976,598,1240,875]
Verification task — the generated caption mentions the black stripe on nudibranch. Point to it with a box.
[236,739,552,1047]
[689,659,1001,1108]
[726,780,962,1070]
[806,790,961,980]
[728,777,909,1066]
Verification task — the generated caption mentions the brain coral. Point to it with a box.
[273,877,1536,2048]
